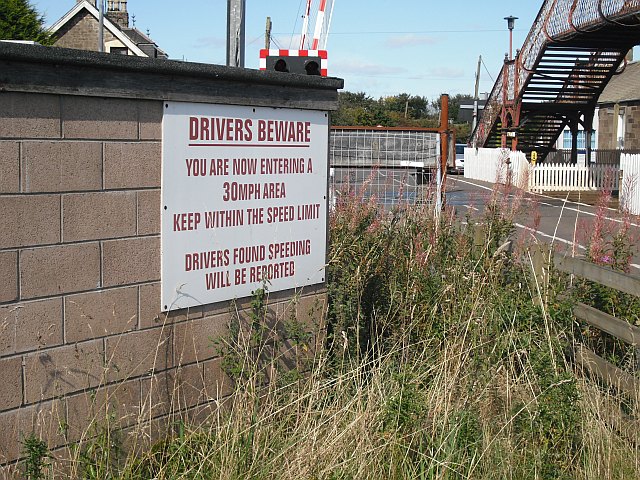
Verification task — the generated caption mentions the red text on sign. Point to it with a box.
[205,270,231,290]
[185,249,230,271]
[257,120,310,143]
[222,182,261,201]
[189,116,253,142]
[250,261,295,282]
[174,212,201,231]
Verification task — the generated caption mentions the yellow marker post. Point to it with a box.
[531,150,538,164]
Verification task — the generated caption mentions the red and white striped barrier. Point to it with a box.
[259,49,328,77]
[311,0,328,50]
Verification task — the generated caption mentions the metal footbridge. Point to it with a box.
[471,0,640,162]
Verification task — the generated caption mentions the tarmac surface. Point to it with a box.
[330,167,640,272]
[446,176,640,272]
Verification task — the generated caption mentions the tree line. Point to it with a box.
[331,92,474,143]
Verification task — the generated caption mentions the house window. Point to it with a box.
[110,47,128,55]
[562,130,596,149]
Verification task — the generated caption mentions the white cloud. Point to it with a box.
[331,58,407,76]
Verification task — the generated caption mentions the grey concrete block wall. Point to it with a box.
[0,42,341,470]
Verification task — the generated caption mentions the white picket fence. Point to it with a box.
[463,148,640,215]
[528,163,619,193]
[463,148,530,188]
[621,153,640,215]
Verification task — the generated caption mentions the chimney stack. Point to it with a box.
[106,0,129,28]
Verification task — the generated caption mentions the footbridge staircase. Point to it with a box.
[471,0,640,162]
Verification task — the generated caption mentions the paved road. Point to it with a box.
[446,176,640,272]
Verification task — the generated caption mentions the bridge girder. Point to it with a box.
[472,0,640,163]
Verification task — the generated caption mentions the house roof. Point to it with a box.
[49,0,147,57]
[121,27,168,58]
[598,61,640,105]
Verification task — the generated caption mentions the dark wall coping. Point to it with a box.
[0,42,343,110]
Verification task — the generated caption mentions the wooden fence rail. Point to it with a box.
[553,253,640,398]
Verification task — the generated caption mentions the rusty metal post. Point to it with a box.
[511,55,522,152]
[501,56,509,148]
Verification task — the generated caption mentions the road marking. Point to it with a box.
[514,222,585,249]
[453,178,640,271]
[454,178,640,228]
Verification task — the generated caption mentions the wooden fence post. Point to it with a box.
[531,244,551,304]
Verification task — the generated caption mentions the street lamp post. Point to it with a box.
[504,15,518,60]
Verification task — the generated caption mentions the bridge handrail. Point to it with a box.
[471,0,640,148]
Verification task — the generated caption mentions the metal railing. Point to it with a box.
[472,0,640,149]
[544,149,630,165]
[329,127,440,207]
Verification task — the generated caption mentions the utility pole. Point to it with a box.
[472,55,481,143]
[226,0,246,67]
[98,0,104,53]
[265,17,272,50]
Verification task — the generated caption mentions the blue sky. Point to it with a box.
[34,1,546,100]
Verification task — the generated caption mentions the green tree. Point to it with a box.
[381,93,429,120]
[0,0,53,45]
[332,91,393,127]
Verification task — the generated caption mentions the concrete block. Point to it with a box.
[105,327,172,382]
[62,96,137,140]
[139,100,163,140]
[64,287,138,343]
[24,340,104,403]
[140,364,205,419]
[0,298,63,357]
[118,411,171,456]
[139,282,204,330]
[102,237,160,287]
[173,314,229,366]
[0,92,61,139]
[137,189,160,235]
[65,379,141,442]
[22,141,102,193]
[0,141,19,193]
[139,282,163,329]
[104,142,161,189]
[0,400,66,464]
[20,243,101,299]
[0,195,60,250]
[203,357,235,400]
[0,251,18,303]
[62,191,136,242]
[0,356,23,412]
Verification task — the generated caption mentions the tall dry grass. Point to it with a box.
[19,179,640,479]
